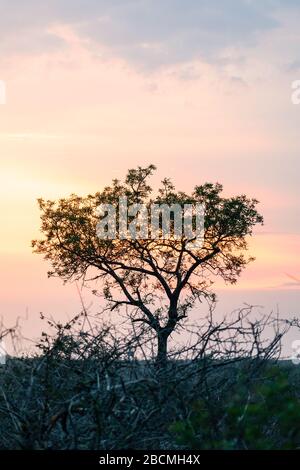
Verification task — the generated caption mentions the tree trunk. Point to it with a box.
[156,329,169,368]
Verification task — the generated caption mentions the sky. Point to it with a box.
[0,0,299,352]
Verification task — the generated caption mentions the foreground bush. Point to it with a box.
[171,365,300,450]
[0,309,298,450]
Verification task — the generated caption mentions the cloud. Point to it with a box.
[0,0,287,70]
[269,273,300,289]
[229,76,248,87]
[287,60,300,72]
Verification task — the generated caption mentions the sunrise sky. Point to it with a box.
[0,1,299,347]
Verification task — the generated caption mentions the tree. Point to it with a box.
[32,165,263,366]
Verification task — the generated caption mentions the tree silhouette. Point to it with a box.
[32,165,263,366]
